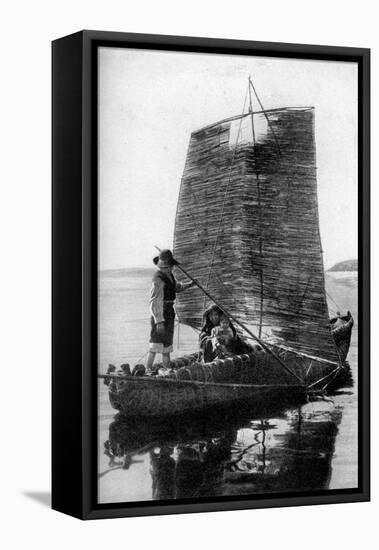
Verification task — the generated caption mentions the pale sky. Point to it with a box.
[98,47,357,271]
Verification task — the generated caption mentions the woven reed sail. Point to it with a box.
[173,107,340,364]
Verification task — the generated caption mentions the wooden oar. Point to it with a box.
[154,246,303,384]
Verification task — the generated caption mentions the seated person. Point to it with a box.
[199,304,252,362]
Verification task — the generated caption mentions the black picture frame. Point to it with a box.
[52,30,370,520]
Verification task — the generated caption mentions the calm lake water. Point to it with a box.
[98,268,358,504]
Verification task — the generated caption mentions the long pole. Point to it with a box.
[155,247,303,384]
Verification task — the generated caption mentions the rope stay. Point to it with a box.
[326,290,343,314]
[248,76,281,157]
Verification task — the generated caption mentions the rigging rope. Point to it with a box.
[249,76,281,156]
[326,290,343,314]
[306,365,342,389]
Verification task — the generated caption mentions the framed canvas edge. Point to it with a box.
[52,31,85,520]
[53,30,370,520]
[83,491,369,521]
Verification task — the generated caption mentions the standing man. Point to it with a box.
[147,249,194,371]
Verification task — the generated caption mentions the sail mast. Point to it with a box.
[248,76,264,338]
[200,83,249,315]
[249,77,282,156]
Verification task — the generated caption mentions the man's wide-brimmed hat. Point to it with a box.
[153,249,177,268]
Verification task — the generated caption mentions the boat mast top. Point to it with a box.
[192,106,314,136]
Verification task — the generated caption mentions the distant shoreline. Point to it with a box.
[100,266,154,277]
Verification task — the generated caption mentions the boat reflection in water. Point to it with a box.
[99,394,344,502]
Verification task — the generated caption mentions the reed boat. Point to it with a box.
[101,79,354,418]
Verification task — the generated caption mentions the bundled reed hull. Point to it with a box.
[105,346,351,418]
[108,377,303,418]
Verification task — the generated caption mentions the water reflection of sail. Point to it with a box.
[150,446,176,500]
[224,404,343,494]
[174,446,205,499]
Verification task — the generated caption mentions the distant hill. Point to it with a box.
[328,259,357,272]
